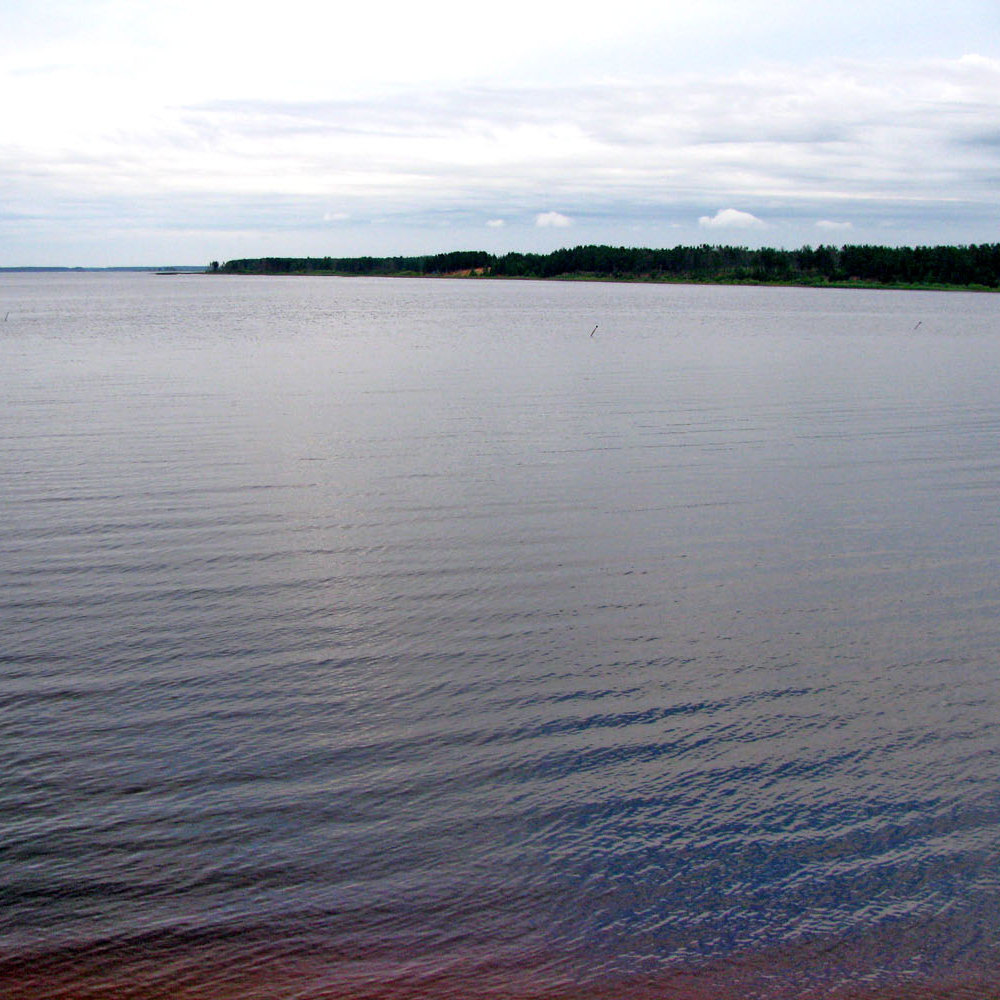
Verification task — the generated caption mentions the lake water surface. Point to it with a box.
[1,273,998,999]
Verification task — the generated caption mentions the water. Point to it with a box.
[1,273,998,999]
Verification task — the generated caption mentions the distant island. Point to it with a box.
[216,244,1000,290]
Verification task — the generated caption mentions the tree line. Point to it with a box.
[218,244,1000,288]
[220,250,492,277]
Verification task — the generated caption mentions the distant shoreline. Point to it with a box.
[0,266,204,273]
[212,270,1000,293]
[216,243,1000,292]
[5,243,999,291]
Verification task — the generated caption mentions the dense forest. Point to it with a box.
[218,244,1000,289]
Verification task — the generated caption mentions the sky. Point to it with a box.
[2,0,999,265]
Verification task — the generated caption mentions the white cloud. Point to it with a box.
[816,219,853,231]
[536,211,572,228]
[957,53,1000,71]
[486,218,505,227]
[323,211,350,222]
[699,208,764,229]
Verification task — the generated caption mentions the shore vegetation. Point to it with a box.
[217,244,1000,290]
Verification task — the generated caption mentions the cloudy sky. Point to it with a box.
[2,0,999,265]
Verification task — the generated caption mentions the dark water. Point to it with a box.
[1,273,998,999]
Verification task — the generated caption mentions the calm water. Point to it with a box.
[1,273,998,999]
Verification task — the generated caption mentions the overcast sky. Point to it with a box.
[2,0,999,265]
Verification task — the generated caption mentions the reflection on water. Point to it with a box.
[1,273,998,998]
